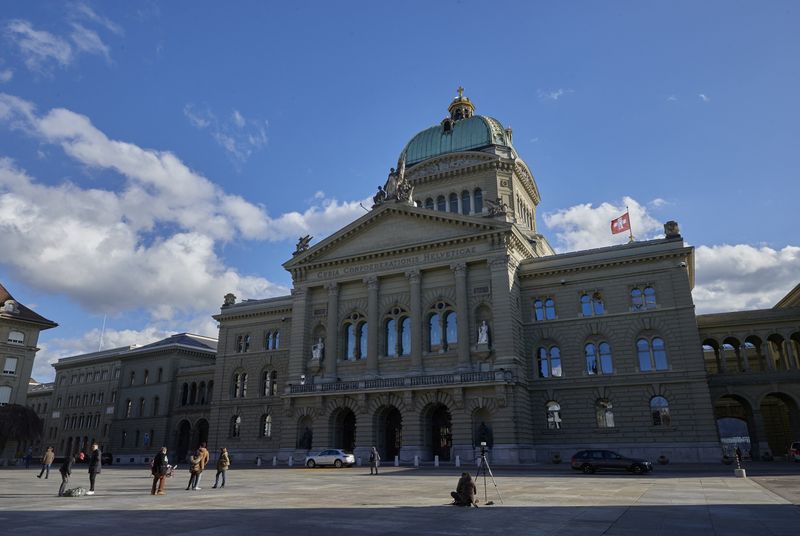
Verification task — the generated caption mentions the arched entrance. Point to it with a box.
[375,406,402,460]
[196,419,209,446]
[297,416,313,450]
[176,420,191,462]
[424,403,452,461]
[471,408,493,448]
[760,393,800,456]
[714,395,753,457]
[331,408,356,452]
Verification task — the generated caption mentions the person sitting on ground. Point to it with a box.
[450,472,478,507]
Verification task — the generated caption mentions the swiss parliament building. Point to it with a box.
[3,91,799,466]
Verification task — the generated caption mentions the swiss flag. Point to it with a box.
[611,212,631,234]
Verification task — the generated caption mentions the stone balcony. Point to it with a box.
[287,369,513,396]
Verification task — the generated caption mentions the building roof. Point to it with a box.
[403,114,513,167]
[27,382,54,395]
[133,332,217,352]
[0,282,58,329]
[775,282,800,309]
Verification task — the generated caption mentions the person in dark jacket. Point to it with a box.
[186,448,203,491]
[58,453,77,497]
[450,472,478,507]
[87,443,102,495]
[369,446,381,475]
[151,447,169,495]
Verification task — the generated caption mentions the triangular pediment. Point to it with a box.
[284,204,511,269]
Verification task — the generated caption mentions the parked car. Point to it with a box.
[789,442,800,462]
[570,449,653,474]
[305,449,355,468]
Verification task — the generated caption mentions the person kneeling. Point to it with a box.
[450,472,478,507]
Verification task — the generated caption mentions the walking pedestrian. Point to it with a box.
[24,447,33,469]
[369,446,381,475]
[212,447,230,488]
[58,453,78,497]
[195,442,209,489]
[37,446,55,479]
[186,448,203,491]
[86,443,102,495]
[151,446,169,495]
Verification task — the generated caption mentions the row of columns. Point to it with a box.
[713,338,800,374]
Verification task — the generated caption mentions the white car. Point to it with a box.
[305,449,355,468]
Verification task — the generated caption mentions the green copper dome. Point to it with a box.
[403,115,513,166]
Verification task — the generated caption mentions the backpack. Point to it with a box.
[63,487,87,497]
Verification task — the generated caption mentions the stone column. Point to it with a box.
[325,282,339,382]
[736,345,748,372]
[750,409,770,459]
[761,341,774,371]
[784,336,799,370]
[287,287,309,385]
[451,262,471,372]
[406,269,423,374]
[717,347,727,373]
[365,276,380,377]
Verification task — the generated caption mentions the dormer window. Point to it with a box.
[7,330,24,345]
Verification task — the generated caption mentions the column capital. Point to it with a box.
[325,282,339,295]
[405,269,421,283]
[363,275,380,290]
[450,262,467,275]
[488,255,509,269]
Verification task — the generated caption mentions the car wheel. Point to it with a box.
[334,459,343,468]
[632,464,644,475]
[582,464,595,474]
[306,460,316,468]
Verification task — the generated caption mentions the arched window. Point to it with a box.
[138,397,145,417]
[233,372,248,398]
[544,298,556,319]
[644,286,657,309]
[230,415,241,438]
[596,399,614,428]
[546,401,562,430]
[461,190,471,214]
[637,337,668,371]
[533,299,544,321]
[581,292,605,316]
[449,193,459,212]
[359,322,368,359]
[427,301,456,352]
[436,195,446,212]
[585,342,613,375]
[207,381,214,403]
[189,382,197,405]
[152,396,159,416]
[400,317,411,356]
[143,369,149,385]
[265,331,273,350]
[631,287,656,310]
[651,396,671,426]
[261,414,272,438]
[7,330,24,345]
[129,370,135,386]
[343,312,367,360]
[180,383,188,406]
[199,382,207,404]
[274,331,280,349]
[473,188,483,213]
[269,371,277,396]
[125,399,132,418]
[537,346,562,378]
[121,430,127,448]
[385,318,397,356]
[425,197,434,210]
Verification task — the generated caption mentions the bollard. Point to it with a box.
[256,456,262,467]
[394,455,399,467]
[434,455,439,468]
[288,456,294,467]
[272,456,277,467]
[455,455,460,468]
[414,455,419,467]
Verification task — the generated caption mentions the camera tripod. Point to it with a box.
[475,447,503,505]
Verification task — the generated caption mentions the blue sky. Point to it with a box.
[1,1,798,381]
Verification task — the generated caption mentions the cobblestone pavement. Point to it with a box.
[1,464,799,535]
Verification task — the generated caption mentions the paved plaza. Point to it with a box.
[1,463,799,535]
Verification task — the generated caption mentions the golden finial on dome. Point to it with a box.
[448,86,475,121]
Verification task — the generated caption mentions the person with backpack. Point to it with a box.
[369,446,381,475]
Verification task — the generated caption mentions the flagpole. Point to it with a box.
[626,205,635,243]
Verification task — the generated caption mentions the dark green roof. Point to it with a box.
[403,115,512,166]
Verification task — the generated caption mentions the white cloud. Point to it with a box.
[69,2,124,36]
[699,93,710,102]
[542,197,663,252]
[69,23,110,62]
[649,198,668,208]
[538,88,573,101]
[0,94,368,322]
[666,95,678,102]
[184,104,268,163]
[692,244,800,314]
[0,69,12,83]
[4,20,74,72]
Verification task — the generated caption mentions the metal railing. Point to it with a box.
[288,370,509,394]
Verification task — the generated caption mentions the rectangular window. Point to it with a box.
[3,357,18,375]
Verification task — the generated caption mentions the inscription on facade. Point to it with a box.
[314,246,478,280]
